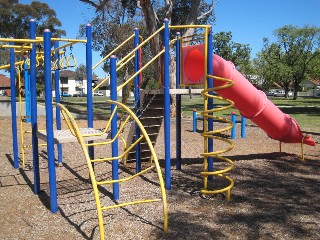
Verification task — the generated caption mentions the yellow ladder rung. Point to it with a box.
[23,144,32,148]
[90,157,120,163]
[96,166,155,185]
[101,198,162,211]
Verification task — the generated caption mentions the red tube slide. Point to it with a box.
[183,48,315,146]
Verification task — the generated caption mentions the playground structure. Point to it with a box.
[1,18,316,239]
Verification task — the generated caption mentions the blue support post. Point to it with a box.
[110,56,119,200]
[23,59,31,123]
[134,28,141,173]
[29,19,40,194]
[241,115,246,138]
[9,42,19,169]
[175,32,181,170]
[44,29,58,213]
[54,41,63,163]
[193,109,197,133]
[231,112,237,139]
[207,26,214,180]
[86,24,94,160]
[163,19,171,189]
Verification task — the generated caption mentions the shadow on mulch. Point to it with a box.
[151,152,320,239]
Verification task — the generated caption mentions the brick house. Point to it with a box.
[0,74,11,96]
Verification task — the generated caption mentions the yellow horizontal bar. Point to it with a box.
[51,42,74,54]
[101,198,161,211]
[169,24,210,30]
[50,37,87,43]
[89,134,144,163]
[0,44,32,50]
[0,38,41,43]
[97,166,155,185]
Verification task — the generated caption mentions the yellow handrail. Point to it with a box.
[117,25,164,66]
[92,53,135,92]
[92,33,135,70]
[117,49,165,92]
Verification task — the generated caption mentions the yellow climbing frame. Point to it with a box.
[56,101,168,239]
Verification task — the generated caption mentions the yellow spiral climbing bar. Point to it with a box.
[56,101,168,239]
[201,75,236,201]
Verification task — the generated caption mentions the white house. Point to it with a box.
[52,70,100,96]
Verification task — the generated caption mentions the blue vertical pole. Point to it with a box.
[86,24,94,160]
[231,112,237,139]
[9,41,19,169]
[110,56,119,200]
[241,115,246,138]
[29,19,40,194]
[207,26,214,180]
[44,29,58,213]
[175,32,181,170]
[23,59,31,123]
[193,109,197,133]
[54,42,62,163]
[134,28,141,173]
[163,19,171,189]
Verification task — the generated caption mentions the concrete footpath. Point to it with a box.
[0,101,53,117]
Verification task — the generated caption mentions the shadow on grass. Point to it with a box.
[279,106,320,116]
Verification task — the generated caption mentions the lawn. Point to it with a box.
[180,95,319,132]
[34,95,319,132]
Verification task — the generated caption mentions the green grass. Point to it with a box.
[33,95,320,132]
[180,95,319,132]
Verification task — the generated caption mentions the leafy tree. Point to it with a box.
[79,0,216,83]
[306,52,320,82]
[254,25,320,99]
[0,0,65,38]
[75,63,87,79]
[213,31,253,78]
[0,0,66,94]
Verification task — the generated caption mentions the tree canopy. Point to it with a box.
[79,0,216,85]
[0,0,65,38]
[0,0,66,94]
[254,25,320,99]
[213,31,252,77]
[0,0,66,67]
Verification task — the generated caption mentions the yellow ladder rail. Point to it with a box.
[55,101,168,239]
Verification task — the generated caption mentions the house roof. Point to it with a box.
[95,77,109,87]
[0,74,10,87]
[273,82,282,88]
[309,79,320,86]
[60,70,76,78]
[60,70,99,80]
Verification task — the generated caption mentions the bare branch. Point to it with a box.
[164,0,173,19]
[197,0,220,20]
[79,0,99,9]
[79,0,109,12]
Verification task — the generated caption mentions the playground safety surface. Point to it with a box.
[0,116,319,239]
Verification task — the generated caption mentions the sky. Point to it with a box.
[4,0,320,78]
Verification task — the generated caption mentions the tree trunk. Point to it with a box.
[139,0,162,81]
[170,59,176,117]
[183,0,201,39]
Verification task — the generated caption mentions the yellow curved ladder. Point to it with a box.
[56,101,168,239]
